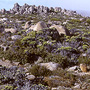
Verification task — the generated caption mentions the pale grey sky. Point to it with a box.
[0,0,90,12]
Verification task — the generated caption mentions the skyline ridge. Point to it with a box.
[0,0,90,12]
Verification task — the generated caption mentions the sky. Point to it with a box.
[0,0,90,12]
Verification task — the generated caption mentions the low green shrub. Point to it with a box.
[78,56,90,65]
[50,18,60,21]
[29,65,52,77]
[44,53,69,68]
[69,19,81,24]
[86,19,90,24]
[44,68,76,87]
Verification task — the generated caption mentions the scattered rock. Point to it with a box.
[26,75,35,80]
[29,25,36,30]
[24,21,31,29]
[11,35,21,40]
[34,57,43,64]
[38,62,59,71]
[80,63,87,72]
[5,28,17,33]
[73,84,81,89]
[67,66,79,71]
[0,59,13,68]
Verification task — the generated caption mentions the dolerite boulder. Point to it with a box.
[37,6,49,13]
[12,3,20,12]
[29,25,36,30]
[33,21,48,31]
[50,24,70,36]
[0,9,6,14]
[28,6,35,14]
[5,28,17,33]
[38,62,59,71]
[24,21,31,29]
[54,7,62,12]
[11,35,21,40]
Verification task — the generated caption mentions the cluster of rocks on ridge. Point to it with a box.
[0,3,77,16]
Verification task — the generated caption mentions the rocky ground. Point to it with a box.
[0,3,90,90]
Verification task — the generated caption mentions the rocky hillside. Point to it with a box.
[0,3,90,90]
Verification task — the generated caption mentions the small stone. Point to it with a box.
[26,75,35,80]
[67,66,78,71]
[73,84,81,89]
[34,57,43,64]
[11,35,21,40]
[80,63,87,72]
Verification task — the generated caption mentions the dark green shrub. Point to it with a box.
[69,19,81,24]
[44,68,76,87]
[29,65,52,77]
[86,19,90,24]
[50,18,60,21]
[4,85,14,90]
[44,53,69,68]
[78,56,90,65]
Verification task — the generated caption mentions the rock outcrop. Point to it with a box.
[50,24,70,36]
[0,3,77,16]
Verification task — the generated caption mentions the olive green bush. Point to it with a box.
[44,53,69,68]
[86,19,90,24]
[78,56,90,65]
[29,65,52,77]
[44,68,76,87]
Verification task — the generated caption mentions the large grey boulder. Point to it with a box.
[37,6,44,13]
[50,24,70,36]
[43,7,49,13]
[49,7,54,12]
[28,6,34,14]
[19,3,30,14]
[37,6,49,13]
[0,9,6,14]
[54,7,62,12]
[33,21,48,31]
[12,3,20,12]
